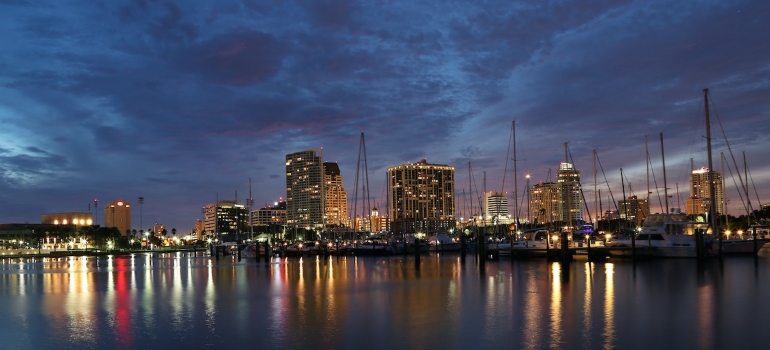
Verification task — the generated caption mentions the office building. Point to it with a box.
[103,199,131,236]
[618,196,650,226]
[203,200,248,240]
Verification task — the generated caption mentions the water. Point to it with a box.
[1,251,769,350]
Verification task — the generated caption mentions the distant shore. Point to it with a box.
[0,246,205,259]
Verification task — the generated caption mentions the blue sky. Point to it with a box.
[1,0,769,232]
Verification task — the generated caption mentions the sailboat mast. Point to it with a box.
[594,150,598,229]
[705,89,718,238]
[513,121,519,228]
[646,135,650,217]
[660,133,669,214]
[249,178,253,241]
[564,142,571,230]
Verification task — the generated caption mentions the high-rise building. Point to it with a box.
[323,162,348,227]
[388,159,455,234]
[483,191,509,224]
[104,200,131,236]
[203,200,248,240]
[618,196,650,226]
[285,150,324,230]
[529,181,560,226]
[687,167,723,215]
[557,162,583,223]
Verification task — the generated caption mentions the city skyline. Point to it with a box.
[2,0,770,231]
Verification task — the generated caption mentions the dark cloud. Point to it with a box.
[180,30,286,86]
[0,0,768,230]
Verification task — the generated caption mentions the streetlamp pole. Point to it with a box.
[94,198,99,226]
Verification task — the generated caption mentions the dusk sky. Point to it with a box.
[2,0,769,233]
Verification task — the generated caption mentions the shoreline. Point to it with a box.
[0,247,206,259]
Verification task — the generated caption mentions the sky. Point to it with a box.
[1,0,769,233]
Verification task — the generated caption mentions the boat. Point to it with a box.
[348,239,393,256]
[239,242,270,258]
[632,213,714,258]
[428,234,461,252]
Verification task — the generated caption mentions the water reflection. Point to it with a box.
[603,263,615,350]
[2,253,770,349]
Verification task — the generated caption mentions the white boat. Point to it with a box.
[240,242,270,258]
[428,234,461,251]
[632,213,714,258]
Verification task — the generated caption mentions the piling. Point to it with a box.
[560,231,569,264]
[478,231,486,271]
[460,234,466,265]
[237,244,242,262]
[414,238,421,269]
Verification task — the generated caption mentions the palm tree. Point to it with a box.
[171,228,177,245]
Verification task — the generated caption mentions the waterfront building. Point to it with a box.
[152,223,166,237]
[252,200,287,227]
[103,200,131,236]
[41,212,93,226]
[203,200,248,240]
[557,162,583,224]
[324,162,348,227]
[617,196,649,226]
[529,181,560,226]
[483,191,509,224]
[285,150,324,231]
[687,167,723,216]
[388,159,455,234]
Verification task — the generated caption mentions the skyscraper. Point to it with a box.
[388,159,455,234]
[686,167,723,216]
[285,149,324,230]
[529,181,560,226]
[557,162,583,224]
[323,162,348,227]
[104,199,131,236]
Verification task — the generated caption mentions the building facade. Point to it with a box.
[103,200,131,236]
[388,159,455,234]
[285,150,324,230]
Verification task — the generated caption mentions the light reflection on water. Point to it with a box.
[2,251,770,349]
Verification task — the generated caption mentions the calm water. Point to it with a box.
[1,250,769,350]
